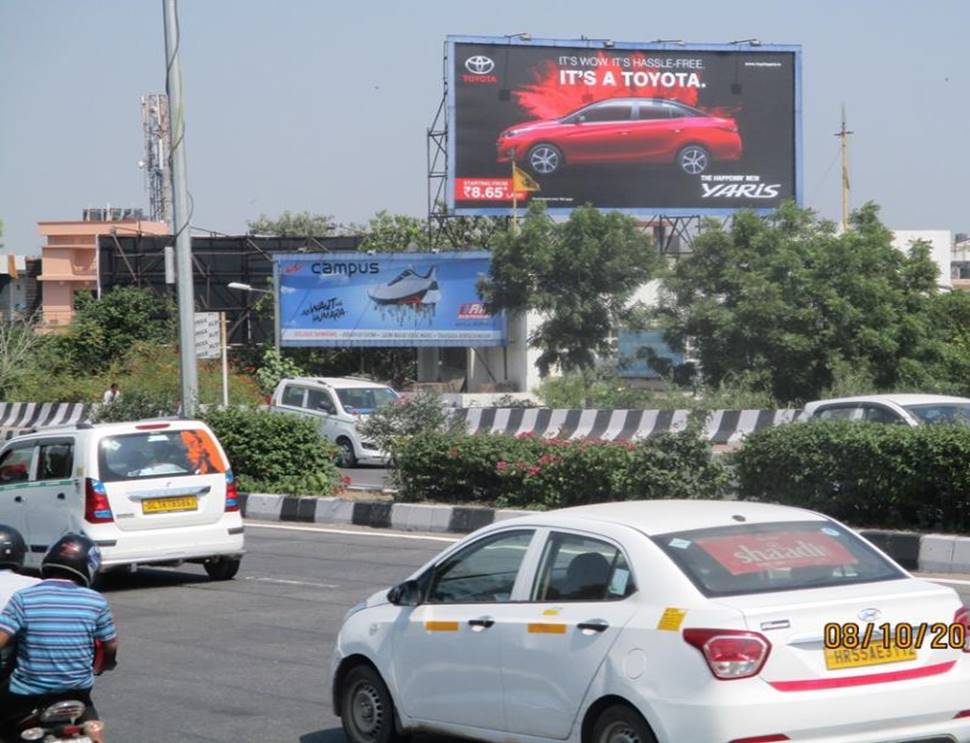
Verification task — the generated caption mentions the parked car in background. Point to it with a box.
[332,500,970,743]
[0,419,243,580]
[803,393,970,427]
[497,97,742,177]
[270,377,399,467]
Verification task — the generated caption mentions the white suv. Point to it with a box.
[0,419,244,580]
[270,377,399,467]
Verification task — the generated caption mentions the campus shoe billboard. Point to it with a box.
[448,36,802,216]
[274,252,505,347]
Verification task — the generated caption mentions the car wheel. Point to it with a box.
[592,704,658,743]
[337,438,358,468]
[527,143,563,175]
[677,144,710,175]
[341,665,402,743]
[204,557,241,581]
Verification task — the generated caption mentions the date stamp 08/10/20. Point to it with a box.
[824,622,968,651]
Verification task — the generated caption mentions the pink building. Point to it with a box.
[38,210,168,328]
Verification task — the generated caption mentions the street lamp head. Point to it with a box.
[227,282,253,292]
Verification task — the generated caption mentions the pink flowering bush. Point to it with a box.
[394,431,727,508]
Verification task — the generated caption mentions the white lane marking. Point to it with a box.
[928,577,970,586]
[245,521,459,543]
[244,576,339,589]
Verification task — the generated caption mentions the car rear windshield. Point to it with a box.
[903,403,970,426]
[97,429,227,482]
[335,387,398,414]
[653,520,904,597]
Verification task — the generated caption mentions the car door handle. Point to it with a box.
[577,619,610,633]
[468,617,495,629]
[56,492,66,500]
[13,495,23,503]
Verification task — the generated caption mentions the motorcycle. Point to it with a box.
[14,700,102,742]
[2,641,113,743]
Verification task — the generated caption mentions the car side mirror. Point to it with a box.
[387,579,422,607]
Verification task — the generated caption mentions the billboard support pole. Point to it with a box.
[273,263,281,353]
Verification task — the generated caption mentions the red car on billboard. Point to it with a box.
[497,97,742,177]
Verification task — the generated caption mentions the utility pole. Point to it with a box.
[834,104,853,231]
[163,0,198,415]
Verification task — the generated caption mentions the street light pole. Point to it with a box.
[163,0,198,416]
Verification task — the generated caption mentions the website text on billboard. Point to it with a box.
[447,36,802,216]
[274,251,506,348]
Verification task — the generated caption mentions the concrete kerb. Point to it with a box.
[240,494,970,575]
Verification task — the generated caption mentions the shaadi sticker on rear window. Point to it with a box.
[695,531,858,575]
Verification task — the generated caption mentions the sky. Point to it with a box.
[1,0,968,256]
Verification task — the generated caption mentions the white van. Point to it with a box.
[0,419,244,580]
[270,377,398,467]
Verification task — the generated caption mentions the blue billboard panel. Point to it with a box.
[275,251,505,347]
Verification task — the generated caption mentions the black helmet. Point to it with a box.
[41,533,102,587]
[0,524,27,570]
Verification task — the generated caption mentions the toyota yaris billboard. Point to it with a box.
[448,36,802,216]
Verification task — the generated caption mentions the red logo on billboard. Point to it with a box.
[458,302,491,319]
[462,73,497,84]
[284,263,303,274]
[695,531,857,576]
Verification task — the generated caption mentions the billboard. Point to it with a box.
[448,36,802,216]
[274,251,505,347]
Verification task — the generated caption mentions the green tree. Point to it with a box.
[247,210,335,237]
[56,287,175,372]
[480,202,660,375]
[0,314,44,398]
[656,202,941,402]
[356,210,426,252]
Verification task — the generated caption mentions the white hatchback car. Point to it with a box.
[803,393,970,427]
[270,377,399,467]
[332,500,970,743]
[0,419,244,580]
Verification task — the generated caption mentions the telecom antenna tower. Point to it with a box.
[140,94,173,225]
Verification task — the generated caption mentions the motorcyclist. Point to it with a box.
[0,534,117,743]
[0,524,39,688]
[0,524,39,610]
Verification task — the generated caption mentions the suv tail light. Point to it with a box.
[224,470,240,512]
[84,478,114,523]
[954,608,970,653]
[683,628,771,680]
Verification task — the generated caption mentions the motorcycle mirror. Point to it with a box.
[387,579,422,607]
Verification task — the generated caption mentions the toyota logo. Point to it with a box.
[465,55,495,74]
[858,608,882,622]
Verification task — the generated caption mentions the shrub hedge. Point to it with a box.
[735,421,970,532]
[393,431,728,508]
[202,407,341,496]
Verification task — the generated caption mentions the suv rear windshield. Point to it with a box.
[98,429,226,482]
[335,387,398,414]
[653,520,903,597]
